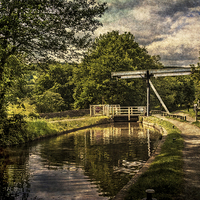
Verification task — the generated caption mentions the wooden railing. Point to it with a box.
[112,106,145,117]
[90,104,120,117]
[150,110,187,121]
[112,106,146,121]
[162,112,186,121]
[90,105,146,119]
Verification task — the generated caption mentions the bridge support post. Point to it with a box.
[146,70,150,117]
[90,105,92,116]
[128,107,130,121]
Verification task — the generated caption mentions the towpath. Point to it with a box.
[48,117,86,123]
[155,113,200,200]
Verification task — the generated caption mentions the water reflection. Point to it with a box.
[0,122,161,199]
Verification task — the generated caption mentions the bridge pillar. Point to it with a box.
[146,70,150,116]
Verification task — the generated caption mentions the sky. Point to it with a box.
[95,0,200,67]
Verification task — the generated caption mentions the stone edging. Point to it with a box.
[112,121,167,200]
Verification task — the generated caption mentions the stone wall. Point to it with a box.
[39,109,90,119]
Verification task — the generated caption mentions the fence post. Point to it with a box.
[128,107,130,121]
[103,105,105,116]
[90,105,92,116]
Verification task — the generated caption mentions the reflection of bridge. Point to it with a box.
[90,105,146,121]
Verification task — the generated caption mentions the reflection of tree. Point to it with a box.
[0,146,31,199]
[38,123,161,197]
[0,149,13,199]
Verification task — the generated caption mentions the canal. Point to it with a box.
[0,122,161,200]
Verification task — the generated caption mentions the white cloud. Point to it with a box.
[95,0,200,66]
[147,9,200,65]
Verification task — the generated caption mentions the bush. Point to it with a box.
[0,114,28,145]
[28,112,40,119]
[34,91,65,113]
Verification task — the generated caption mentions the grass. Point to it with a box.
[125,116,184,200]
[38,116,110,133]
[0,115,109,146]
[192,120,200,128]
[177,108,196,118]
[2,100,110,146]
[165,116,187,123]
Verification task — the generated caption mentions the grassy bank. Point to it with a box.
[177,108,196,118]
[125,116,184,200]
[0,116,109,146]
[192,121,200,128]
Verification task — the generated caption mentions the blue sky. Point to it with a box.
[95,0,200,66]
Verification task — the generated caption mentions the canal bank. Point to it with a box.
[0,116,111,147]
[113,119,168,200]
[155,114,200,200]
[120,116,185,200]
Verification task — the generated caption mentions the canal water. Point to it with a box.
[0,122,161,200]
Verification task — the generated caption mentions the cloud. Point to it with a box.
[95,0,200,66]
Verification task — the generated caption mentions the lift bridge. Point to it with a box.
[90,67,192,121]
[111,67,192,117]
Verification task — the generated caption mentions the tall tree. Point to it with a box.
[191,57,200,101]
[0,0,107,118]
[73,31,163,108]
[33,63,74,111]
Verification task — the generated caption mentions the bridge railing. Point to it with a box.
[112,106,146,116]
[112,106,146,120]
[90,104,146,118]
[90,104,120,117]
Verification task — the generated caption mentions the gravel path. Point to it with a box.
[155,114,200,200]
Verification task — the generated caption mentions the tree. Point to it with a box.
[33,63,74,111]
[73,31,163,108]
[0,0,107,118]
[151,75,195,110]
[191,58,200,101]
[34,90,65,113]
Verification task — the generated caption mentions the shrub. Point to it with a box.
[35,91,65,113]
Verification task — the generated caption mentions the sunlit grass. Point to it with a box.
[125,116,184,200]
[0,116,109,146]
[178,108,196,118]
[192,120,200,128]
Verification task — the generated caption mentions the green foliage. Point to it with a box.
[0,0,107,127]
[26,119,57,140]
[151,75,195,110]
[125,117,184,200]
[34,91,65,113]
[73,31,163,108]
[0,0,107,63]
[181,108,196,118]
[192,121,200,127]
[0,114,28,146]
[33,63,74,110]
[191,62,200,101]
[0,49,27,118]
[0,115,108,146]
[28,112,40,119]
